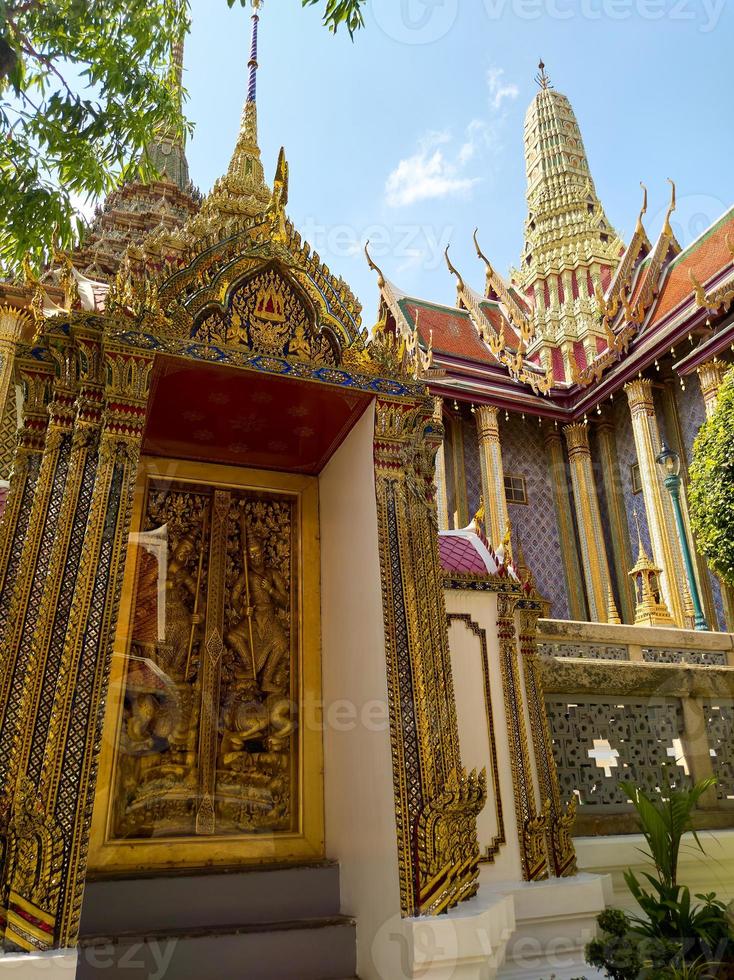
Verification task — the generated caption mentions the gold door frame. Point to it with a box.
[88,456,323,875]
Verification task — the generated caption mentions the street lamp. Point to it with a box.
[655,442,709,631]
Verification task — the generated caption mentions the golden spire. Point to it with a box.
[606,586,621,625]
[202,0,270,221]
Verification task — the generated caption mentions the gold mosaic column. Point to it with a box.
[0,356,55,632]
[544,424,587,621]
[625,379,687,627]
[0,307,30,479]
[475,405,509,549]
[433,397,450,530]
[697,359,729,418]
[449,410,469,528]
[374,395,485,917]
[596,416,635,624]
[1,346,153,951]
[3,325,105,812]
[0,332,79,792]
[563,422,613,622]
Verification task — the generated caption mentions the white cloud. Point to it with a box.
[486,67,519,111]
[385,131,480,208]
[384,66,518,209]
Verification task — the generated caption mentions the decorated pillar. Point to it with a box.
[516,599,576,877]
[495,591,548,881]
[596,416,635,623]
[0,307,30,479]
[2,323,105,817]
[625,379,687,627]
[563,422,614,622]
[432,397,450,531]
[0,356,55,631]
[0,330,79,792]
[475,404,509,550]
[697,359,729,418]
[0,344,153,951]
[373,395,485,916]
[544,424,587,621]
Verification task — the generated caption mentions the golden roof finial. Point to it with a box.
[663,177,677,237]
[635,182,648,235]
[473,227,495,282]
[535,58,552,90]
[364,240,385,289]
[444,245,465,294]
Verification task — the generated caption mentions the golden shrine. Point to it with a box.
[0,5,732,980]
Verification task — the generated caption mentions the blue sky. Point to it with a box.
[184,0,732,324]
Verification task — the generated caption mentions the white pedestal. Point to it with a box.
[481,872,612,980]
[0,948,78,977]
[400,891,515,979]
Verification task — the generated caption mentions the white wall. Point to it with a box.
[320,402,403,980]
[445,589,524,883]
[576,830,734,910]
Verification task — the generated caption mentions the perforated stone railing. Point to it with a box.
[538,619,734,835]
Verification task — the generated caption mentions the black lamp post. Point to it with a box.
[655,442,709,631]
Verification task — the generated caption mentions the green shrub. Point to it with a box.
[689,366,734,587]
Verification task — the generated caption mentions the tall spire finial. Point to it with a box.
[199,0,270,221]
[247,0,261,105]
[535,58,551,90]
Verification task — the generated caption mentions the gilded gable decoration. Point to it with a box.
[194,263,340,365]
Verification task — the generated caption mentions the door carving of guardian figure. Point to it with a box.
[89,457,323,873]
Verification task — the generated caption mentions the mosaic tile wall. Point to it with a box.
[590,425,627,614]
[499,414,570,619]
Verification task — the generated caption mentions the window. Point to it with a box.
[631,463,642,495]
[504,474,527,505]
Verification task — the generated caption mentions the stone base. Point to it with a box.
[481,872,612,980]
[399,891,515,979]
[0,948,78,977]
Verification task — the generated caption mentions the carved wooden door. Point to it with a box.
[89,458,323,873]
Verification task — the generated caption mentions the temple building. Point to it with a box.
[0,7,732,980]
[369,60,734,635]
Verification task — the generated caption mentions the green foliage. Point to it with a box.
[690,367,734,588]
[620,778,717,889]
[0,0,365,274]
[586,779,734,979]
[225,0,366,35]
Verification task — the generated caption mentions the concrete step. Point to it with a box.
[80,861,341,936]
[76,915,357,980]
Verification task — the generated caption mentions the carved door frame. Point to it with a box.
[88,456,323,874]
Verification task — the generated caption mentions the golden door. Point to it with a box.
[89,458,323,874]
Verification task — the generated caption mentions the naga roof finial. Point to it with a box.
[535,58,552,90]
[635,182,648,235]
[473,228,494,279]
[364,240,385,288]
[663,177,677,237]
[444,245,464,293]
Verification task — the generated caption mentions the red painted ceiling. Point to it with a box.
[142,355,373,475]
